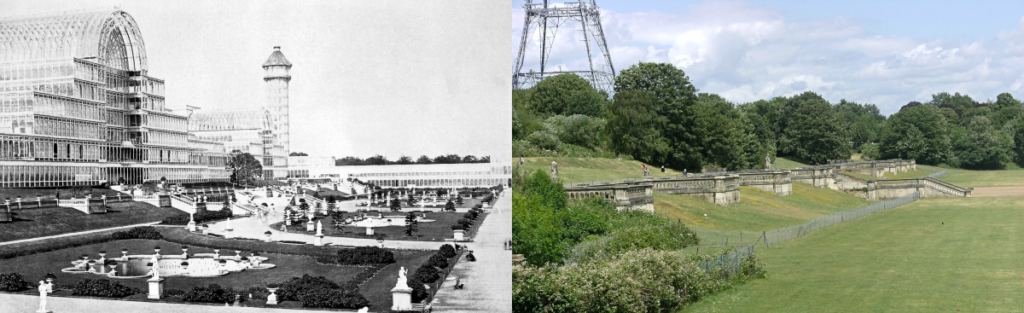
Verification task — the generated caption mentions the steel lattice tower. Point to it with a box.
[513,0,615,93]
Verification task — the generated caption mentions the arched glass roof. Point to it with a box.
[0,9,148,72]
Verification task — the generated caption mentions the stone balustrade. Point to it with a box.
[736,170,792,196]
[790,166,835,189]
[865,177,971,200]
[565,182,654,212]
[651,174,740,205]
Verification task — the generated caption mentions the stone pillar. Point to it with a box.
[314,234,324,246]
[550,161,558,182]
[391,285,413,311]
[147,276,164,299]
[366,227,375,236]
[454,229,465,241]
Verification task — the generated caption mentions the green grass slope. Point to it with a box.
[684,196,1024,312]
[655,183,871,231]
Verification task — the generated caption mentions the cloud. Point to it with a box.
[513,0,1024,114]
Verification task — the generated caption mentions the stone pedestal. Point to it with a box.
[454,229,465,241]
[158,195,171,208]
[147,277,165,299]
[266,288,279,305]
[314,234,324,246]
[366,227,375,236]
[306,221,315,232]
[264,234,273,242]
[391,285,413,311]
[186,220,196,232]
[194,202,208,215]
[225,228,234,239]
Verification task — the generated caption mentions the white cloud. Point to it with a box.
[513,0,1024,114]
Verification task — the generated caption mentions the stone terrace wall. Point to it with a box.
[790,166,835,189]
[565,183,654,212]
[650,175,740,206]
[868,177,971,200]
[736,170,792,196]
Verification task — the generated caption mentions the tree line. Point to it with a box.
[513,62,1024,170]
[334,154,491,166]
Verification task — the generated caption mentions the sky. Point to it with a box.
[512,0,1024,115]
[1,0,512,161]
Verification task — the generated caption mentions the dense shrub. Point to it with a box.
[413,265,440,284]
[110,226,162,240]
[428,254,449,269]
[246,286,270,300]
[0,273,32,291]
[568,223,700,263]
[71,279,138,298]
[161,207,233,225]
[295,286,369,309]
[457,218,473,230]
[439,244,456,258]
[545,114,606,149]
[408,277,429,303]
[513,249,733,313]
[527,131,560,151]
[336,246,395,265]
[276,274,369,309]
[739,254,767,279]
[182,284,241,304]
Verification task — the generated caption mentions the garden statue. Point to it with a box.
[149,255,161,279]
[766,153,771,170]
[396,266,408,289]
[551,161,558,182]
[643,164,652,178]
[37,276,54,313]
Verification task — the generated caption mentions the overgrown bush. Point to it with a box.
[246,286,270,300]
[277,274,369,309]
[161,207,233,225]
[408,277,429,303]
[544,114,606,149]
[0,273,32,291]
[414,265,440,284]
[335,246,395,265]
[513,249,733,313]
[428,253,449,269]
[439,244,456,258]
[71,279,137,298]
[568,223,700,263]
[527,131,560,151]
[110,226,163,240]
[182,284,239,304]
[165,288,186,297]
[739,254,767,279]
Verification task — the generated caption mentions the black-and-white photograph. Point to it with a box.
[0,1,512,312]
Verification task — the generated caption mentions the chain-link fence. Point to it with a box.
[687,191,921,274]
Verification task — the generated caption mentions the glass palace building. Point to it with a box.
[0,9,230,187]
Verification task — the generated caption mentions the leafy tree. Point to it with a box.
[288,152,308,156]
[415,155,433,164]
[1011,116,1024,167]
[444,199,455,212]
[995,92,1022,112]
[404,212,418,236]
[406,193,417,206]
[951,116,1013,169]
[691,93,748,169]
[364,155,389,165]
[227,152,263,187]
[543,114,605,149]
[531,73,607,117]
[779,92,850,164]
[878,104,951,165]
[604,90,670,165]
[389,199,402,212]
[929,92,977,115]
[613,62,704,170]
[395,156,414,164]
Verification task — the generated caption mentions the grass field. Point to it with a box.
[683,196,1024,312]
[655,183,871,231]
[518,157,683,183]
[0,202,184,242]
[936,167,1024,188]
[775,157,809,169]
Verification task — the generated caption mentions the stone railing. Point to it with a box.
[565,182,654,212]
[866,177,971,200]
[833,159,916,178]
[790,166,835,189]
[650,175,740,205]
[834,172,869,191]
[736,170,792,196]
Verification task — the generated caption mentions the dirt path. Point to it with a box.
[971,187,1024,197]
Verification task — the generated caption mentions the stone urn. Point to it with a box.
[266,287,279,305]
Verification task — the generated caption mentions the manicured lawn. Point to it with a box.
[361,247,447,309]
[775,157,809,169]
[272,211,487,242]
[0,202,185,242]
[0,239,366,292]
[683,196,1024,312]
[518,157,683,183]
[655,183,871,231]
[935,167,1024,188]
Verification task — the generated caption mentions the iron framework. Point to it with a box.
[513,0,615,93]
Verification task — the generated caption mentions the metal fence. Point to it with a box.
[688,191,921,274]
